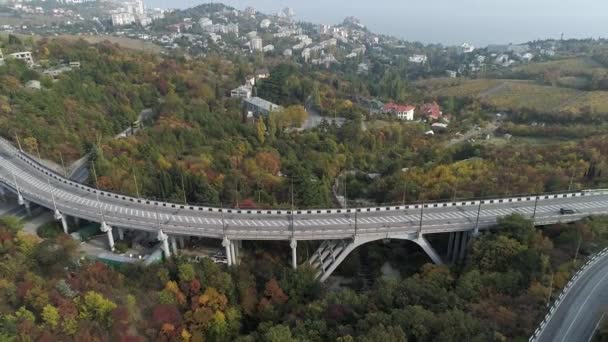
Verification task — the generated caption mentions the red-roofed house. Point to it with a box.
[420,102,443,121]
[382,103,415,121]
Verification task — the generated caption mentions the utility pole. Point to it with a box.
[133,173,140,198]
[35,143,41,161]
[235,180,239,208]
[569,169,576,191]
[354,207,358,236]
[546,271,554,307]
[92,161,104,222]
[47,178,58,213]
[59,152,67,177]
[221,203,226,234]
[574,233,582,263]
[532,196,539,220]
[14,132,22,152]
[180,173,187,205]
[12,172,20,195]
[418,200,424,238]
[343,175,347,208]
[290,178,295,237]
[474,201,482,235]
[91,161,99,189]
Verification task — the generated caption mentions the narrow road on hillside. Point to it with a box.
[536,251,608,342]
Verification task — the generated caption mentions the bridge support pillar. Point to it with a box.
[157,230,170,259]
[170,236,178,255]
[117,228,125,241]
[54,210,68,234]
[414,236,443,264]
[222,237,232,266]
[450,231,461,263]
[234,240,241,258]
[0,186,5,201]
[458,231,469,262]
[23,200,31,216]
[100,222,115,251]
[177,236,185,249]
[290,238,297,269]
[446,232,454,259]
[230,241,237,265]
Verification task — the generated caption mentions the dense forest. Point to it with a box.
[1,214,607,341]
[1,38,608,209]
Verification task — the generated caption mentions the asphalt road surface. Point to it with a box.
[537,251,608,342]
[1,137,608,241]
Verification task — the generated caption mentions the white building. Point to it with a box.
[0,48,4,66]
[383,103,415,121]
[461,43,475,53]
[318,24,331,34]
[250,37,263,51]
[9,51,34,67]
[199,17,212,28]
[408,54,427,64]
[260,19,271,29]
[263,45,275,52]
[223,23,239,35]
[357,63,369,74]
[521,52,534,62]
[301,48,311,62]
[112,12,135,26]
[283,49,293,57]
[25,80,41,90]
[231,85,252,99]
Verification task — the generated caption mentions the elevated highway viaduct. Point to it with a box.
[1,137,607,281]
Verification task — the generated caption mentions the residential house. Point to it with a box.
[460,43,475,53]
[25,80,41,90]
[231,85,252,99]
[260,19,271,29]
[9,51,34,67]
[318,24,331,35]
[283,49,293,57]
[521,52,534,62]
[111,12,135,26]
[263,45,275,52]
[383,103,415,121]
[408,54,427,64]
[244,97,282,117]
[301,48,311,62]
[420,102,443,121]
[357,63,369,74]
[446,70,457,78]
[199,17,212,28]
[250,37,263,51]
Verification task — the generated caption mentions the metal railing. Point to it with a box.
[529,247,608,342]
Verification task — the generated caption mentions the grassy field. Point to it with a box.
[420,78,608,116]
[511,57,606,77]
[55,34,164,54]
[0,32,164,54]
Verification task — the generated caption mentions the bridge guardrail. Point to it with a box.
[2,136,607,219]
[529,247,608,342]
[2,136,602,217]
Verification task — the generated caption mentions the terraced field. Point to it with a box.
[417,78,608,117]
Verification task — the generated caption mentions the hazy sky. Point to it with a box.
[145,0,608,46]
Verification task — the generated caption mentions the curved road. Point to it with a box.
[1,137,608,241]
[537,251,608,342]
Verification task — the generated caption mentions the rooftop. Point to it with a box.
[245,97,281,112]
